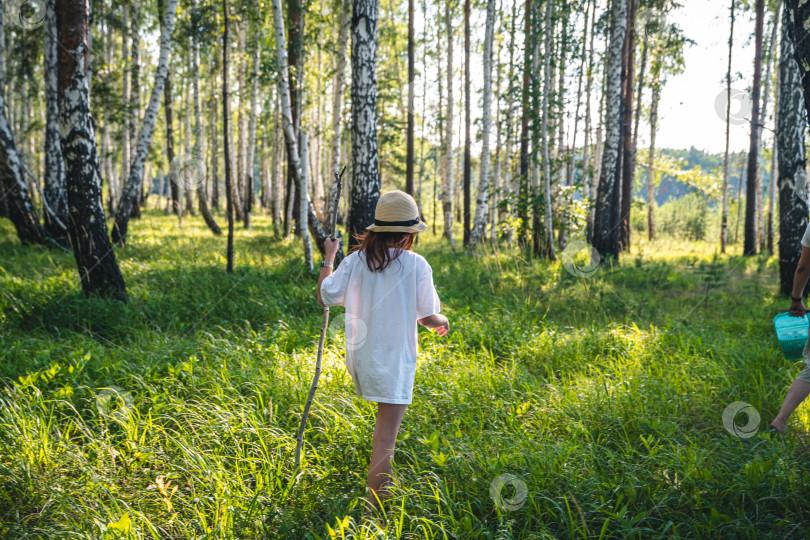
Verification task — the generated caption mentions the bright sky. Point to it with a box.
[653,0,764,154]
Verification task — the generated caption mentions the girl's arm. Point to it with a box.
[418,313,449,336]
[317,238,340,308]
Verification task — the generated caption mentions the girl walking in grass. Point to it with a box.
[316,190,450,520]
[771,223,810,434]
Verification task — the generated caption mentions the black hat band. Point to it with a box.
[373,217,421,227]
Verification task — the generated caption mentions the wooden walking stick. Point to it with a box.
[294,165,346,469]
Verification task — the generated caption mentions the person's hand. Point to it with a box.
[324,237,340,261]
[432,315,449,336]
[789,298,806,317]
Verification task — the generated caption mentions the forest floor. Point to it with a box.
[0,209,808,539]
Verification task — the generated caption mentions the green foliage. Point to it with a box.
[0,211,808,538]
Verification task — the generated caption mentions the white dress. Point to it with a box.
[320,248,441,404]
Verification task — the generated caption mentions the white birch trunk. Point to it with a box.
[470,0,496,247]
[111,0,179,244]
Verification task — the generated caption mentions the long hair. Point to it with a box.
[349,230,416,272]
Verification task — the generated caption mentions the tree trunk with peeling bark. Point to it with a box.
[272,0,341,264]
[592,0,627,261]
[56,0,126,299]
[777,7,807,296]
[470,0,496,248]
[327,0,351,229]
[112,0,179,245]
[223,0,234,273]
[347,0,381,250]
[619,0,636,251]
[44,0,68,244]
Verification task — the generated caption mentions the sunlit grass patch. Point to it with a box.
[1,211,809,538]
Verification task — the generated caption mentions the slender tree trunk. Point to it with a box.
[56,0,126,299]
[767,41,780,255]
[619,0,636,251]
[592,0,627,261]
[631,23,648,199]
[758,0,781,252]
[299,132,313,270]
[541,0,554,260]
[120,3,130,217]
[210,57,220,211]
[502,0,517,244]
[490,11,502,245]
[284,0,305,235]
[43,0,68,243]
[237,20,248,226]
[777,7,807,295]
[436,1,444,238]
[406,0,415,196]
[744,0,765,255]
[582,0,595,224]
[443,0,455,247]
[462,0,472,245]
[327,0,351,228]
[470,0,496,247]
[192,0,220,235]
[246,42,260,230]
[517,0,532,248]
[223,0,234,272]
[721,0,735,253]
[112,0,179,245]
[647,83,660,240]
[0,74,44,243]
[735,153,746,244]
[130,0,143,218]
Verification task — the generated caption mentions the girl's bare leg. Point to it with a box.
[770,379,810,434]
[365,402,408,516]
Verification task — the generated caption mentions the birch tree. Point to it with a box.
[443,0,455,246]
[271,0,322,267]
[469,0,496,247]
[721,0,735,253]
[43,0,67,243]
[777,7,807,295]
[347,0,381,249]
[540,0,554,260]
[326,0,351,228]
[111,0,179,245]
[56,0,127,299]
[592,0,627,261]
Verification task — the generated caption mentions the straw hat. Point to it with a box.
[365,190,427,233]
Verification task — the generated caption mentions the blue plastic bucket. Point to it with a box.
[773,312,810,360]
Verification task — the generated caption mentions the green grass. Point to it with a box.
[0,209,808,539]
